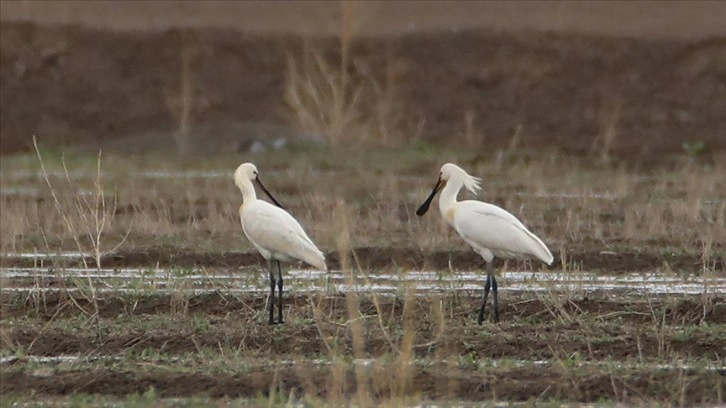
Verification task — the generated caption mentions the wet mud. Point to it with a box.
[2,290,724,404]
[2,245,723,274]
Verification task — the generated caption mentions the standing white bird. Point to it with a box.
[416,163,553,323]
[234,163,327,325]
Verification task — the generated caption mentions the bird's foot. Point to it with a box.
[477,312,501,324]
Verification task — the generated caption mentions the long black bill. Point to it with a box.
[255,177,285,210]
[416,177,444,216]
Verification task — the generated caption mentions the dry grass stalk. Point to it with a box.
[165,46,197,157]
[392,284,416,400]
[592,96,622,160]
[170,276,191,316]
[335,200,372,406]
[3,150,723,258]
[284,46,361,147]
[32,136,131,268]
[284,32,403,148]
[32,136,134,323]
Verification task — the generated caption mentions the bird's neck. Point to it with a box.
[237,179,257,205]
[438,181,461,221]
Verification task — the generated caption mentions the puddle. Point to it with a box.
[2,170,227,179]
[0,187,43,196]
[2,252,89,259]
[2,354,722,376]
[514,191,620,200]
[0,355,96,365]
[2,267,724,296]
[1,169,319,181]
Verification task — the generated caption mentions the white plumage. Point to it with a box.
[453,202,554,265]
[240,203,326,271]
[416,163,553,323]
[234,163,326,324]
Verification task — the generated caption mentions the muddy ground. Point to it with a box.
[1,246,725,404]
[2,289,725,404]
[2,246,724,275]
[1,20,725,165]
[2,3,726,404]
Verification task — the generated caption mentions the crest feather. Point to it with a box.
[464,175,481,195]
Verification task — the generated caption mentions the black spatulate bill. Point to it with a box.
[255,177,285,210]
[416,177,444,216]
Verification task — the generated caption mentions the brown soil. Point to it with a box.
[4,294,726,351]
[2,246,723,274]
[1,21,725,165]
[2,5,725,404]
[2,365,722,403]
[3,1,725,39]
[2,292,724,404]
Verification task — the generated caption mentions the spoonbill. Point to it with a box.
[234,163,327,325]
[416,163,553,323]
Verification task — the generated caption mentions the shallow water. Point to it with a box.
[1,354,722,375]
[2,252,89,259]
[2,266,723,296]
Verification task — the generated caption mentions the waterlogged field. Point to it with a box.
[0,147,724,407]
[3,262,726,296]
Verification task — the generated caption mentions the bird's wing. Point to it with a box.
[241,201,326,269]
[453,201,553,264]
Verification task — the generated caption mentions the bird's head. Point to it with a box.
[233,162,284,209]
[416,163,481,216]
[234,162,259,189]
[440,163,481,195]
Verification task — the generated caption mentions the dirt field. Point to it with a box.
[1,2,725,406]
[2,291,725,405]
[1,154,724,405]
[3,1,726,38]
[1,2,726,163]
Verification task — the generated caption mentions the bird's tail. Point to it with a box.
[304,249,327,271]
[531,237,554,265]
[524,229,554,265]
[314,255,328,272]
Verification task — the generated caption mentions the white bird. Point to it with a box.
[234,163,327,325]
[416,163,553,323]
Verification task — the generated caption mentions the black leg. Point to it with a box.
[276,261,284,324]
[477,262,498,324]
[491,270,499,323]
[477,262,493,324]
[268,261,276,325]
